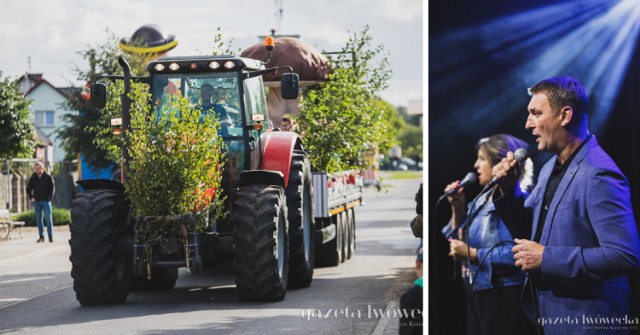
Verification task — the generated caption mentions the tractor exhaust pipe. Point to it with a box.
[118,57,132,179]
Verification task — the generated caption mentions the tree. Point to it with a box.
[56,29,153,170]
[208,27,240,56]
[374,98,405,136]
[0,71,35,160]
[398,123,423,162]
[393,104,423,162]
[297,26,394,172]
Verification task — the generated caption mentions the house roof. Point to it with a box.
[26,80,73,101]
[23,73,43,83]
[17,73,42,94]
[17,73,73,101]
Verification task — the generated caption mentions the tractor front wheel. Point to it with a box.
[233,185,289,301]
[69,190,130,305]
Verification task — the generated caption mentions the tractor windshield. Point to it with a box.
[150,72,244,138]
[150,72,246,186]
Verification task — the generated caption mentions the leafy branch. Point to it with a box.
[298,25,396,172]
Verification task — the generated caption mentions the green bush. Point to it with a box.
[11,207,71,226]
[298,26,393,173]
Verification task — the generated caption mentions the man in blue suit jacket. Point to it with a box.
[492,76,640,335]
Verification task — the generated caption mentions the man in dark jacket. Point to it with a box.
[493,76,639,334]
[26,161,55,242]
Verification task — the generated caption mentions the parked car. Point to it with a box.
[379,156,422,171]
[399,157,423,171]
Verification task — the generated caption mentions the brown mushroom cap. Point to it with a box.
[240,37,331,82]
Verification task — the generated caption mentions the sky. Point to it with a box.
[0,0,423,107]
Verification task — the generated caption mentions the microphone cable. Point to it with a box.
[462,191,488,284]
[469,240,516,285]
[434,177,483,280]
[469,238,543,335]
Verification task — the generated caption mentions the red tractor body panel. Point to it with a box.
[261,131,298,187]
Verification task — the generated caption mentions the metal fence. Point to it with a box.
[52,161,78,209]
[0,159,78,213]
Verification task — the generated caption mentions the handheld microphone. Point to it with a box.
[482,148,528,192]
[439,172,477,201]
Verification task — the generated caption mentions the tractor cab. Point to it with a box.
[147,56,269,135]
[145,56,273,185]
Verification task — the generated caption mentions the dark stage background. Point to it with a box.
[428,0,640,334]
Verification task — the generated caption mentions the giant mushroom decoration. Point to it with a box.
[241,37,331,127]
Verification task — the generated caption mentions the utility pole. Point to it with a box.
[260,1,299,41]
[274,0,283,33]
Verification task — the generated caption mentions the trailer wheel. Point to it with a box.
[340,211,348,263]
[286,154,315,288]
[130,268,178,291]
[346,208,356,259]
[315,214,342,267]
[69,190,130,305]
[233,185,289,301]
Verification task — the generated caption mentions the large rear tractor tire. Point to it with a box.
[69,190,130,305]
[233,185,289,301]
[286,154,315,288]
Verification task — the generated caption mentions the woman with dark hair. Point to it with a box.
[442,134,535,335]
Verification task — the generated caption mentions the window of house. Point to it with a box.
[35,111,55,127]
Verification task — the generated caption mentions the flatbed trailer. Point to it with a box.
[313,170,363,266]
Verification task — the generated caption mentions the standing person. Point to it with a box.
[26,161,55,243]
[442,134,535,335]
[492,76,640,335]
[280,115,294,131]
[399,244,423,335]
[399,183,424,335]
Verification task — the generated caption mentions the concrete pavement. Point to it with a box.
[0,226,72,309]
[0,174,423,334]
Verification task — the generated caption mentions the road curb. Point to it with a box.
[370,301,394,335]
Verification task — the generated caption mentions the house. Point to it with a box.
[407,98,423,127]
[17,73,78,166]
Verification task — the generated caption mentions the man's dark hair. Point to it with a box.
[528,76,589,120]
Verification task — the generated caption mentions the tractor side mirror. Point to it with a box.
[281,73,299,100]
[91,83,107,109]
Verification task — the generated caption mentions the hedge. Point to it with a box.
[11,207,71,226]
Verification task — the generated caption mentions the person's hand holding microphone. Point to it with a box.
[492,149,544,272]
[490,149,524,196]
[444,177,476,260]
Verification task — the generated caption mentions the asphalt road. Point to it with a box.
[0,175,422,335]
